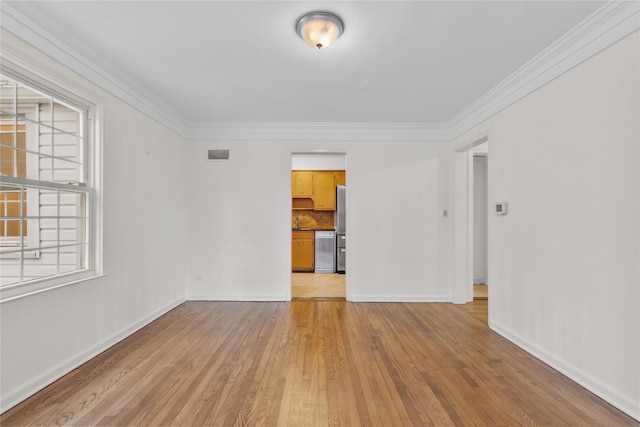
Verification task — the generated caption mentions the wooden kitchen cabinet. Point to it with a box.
[292,230,314,272]
[313,172,336,210]
[292,172,313,197]
[334,171,346,186]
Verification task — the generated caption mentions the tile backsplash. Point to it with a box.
[292,210,334,229]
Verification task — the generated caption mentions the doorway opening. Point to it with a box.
[290,153,346,300]
[472,145,489,300]
[452,136,489,308]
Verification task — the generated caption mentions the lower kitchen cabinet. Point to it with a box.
[292,230,314,272]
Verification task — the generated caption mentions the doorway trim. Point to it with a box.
[290,151,348,301]
[452,135,488,304]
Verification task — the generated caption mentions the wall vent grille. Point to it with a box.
[208,149,229,160]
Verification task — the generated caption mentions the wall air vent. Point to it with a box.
[208,149,229,160]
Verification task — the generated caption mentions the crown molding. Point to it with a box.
[446,0,640,138]
[186,121,451,141]
[2,1,637,142]
[0,1,191,138]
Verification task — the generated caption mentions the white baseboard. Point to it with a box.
[489,320,640,422]
[348,295,451,303]
[0,296,186,412]
[187,293,451,303]
[186,294,289,301]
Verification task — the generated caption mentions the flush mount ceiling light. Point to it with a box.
[296,11,344,50]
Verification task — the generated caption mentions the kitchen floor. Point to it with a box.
[474,283,488,300]
[293,276,486,300]
[291,273,345,299]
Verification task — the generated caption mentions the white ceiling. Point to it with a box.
[6,1,608,131]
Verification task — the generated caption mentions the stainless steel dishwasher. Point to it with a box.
[314,230,335,273]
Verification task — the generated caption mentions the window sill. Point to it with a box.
[0,271,105,303]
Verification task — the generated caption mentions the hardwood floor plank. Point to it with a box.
[240,308,291,426]
[2,300,638,427]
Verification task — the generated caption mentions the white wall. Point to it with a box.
[291,153,346,170]
[0,32,189,410]
[186,140,447,302]
[452,31,640,419]
[473,156,488,284]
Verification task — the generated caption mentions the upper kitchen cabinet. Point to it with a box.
[334,171,346,186]
[292,171,313,198]
[313,172,336,210]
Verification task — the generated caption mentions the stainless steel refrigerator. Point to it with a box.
[335,185,346,273]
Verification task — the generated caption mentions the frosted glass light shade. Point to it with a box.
[296,12,344,50]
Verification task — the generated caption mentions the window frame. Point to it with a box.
[0,59,103,303]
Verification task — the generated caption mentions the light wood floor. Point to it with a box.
[291,273,345,299]
[2,301,637,426]
[473,283,488,300]
[293,276,484,301]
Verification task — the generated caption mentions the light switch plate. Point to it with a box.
[495,202,508,215]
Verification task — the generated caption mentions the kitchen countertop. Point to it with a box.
[292,226,335,231]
